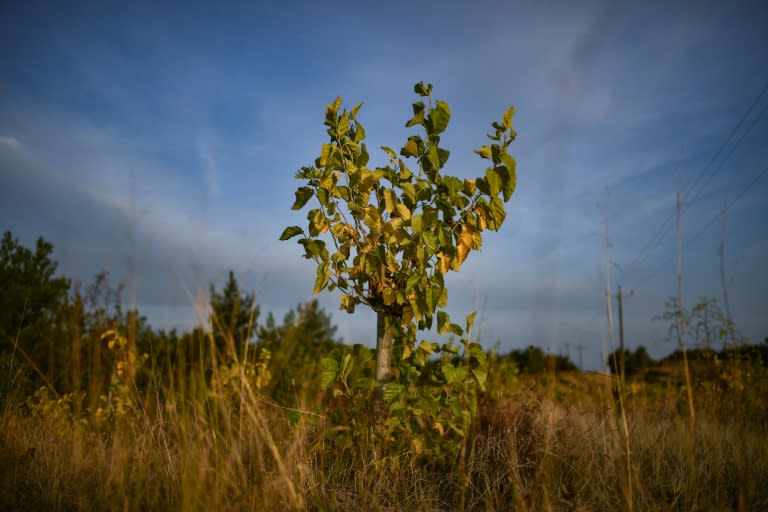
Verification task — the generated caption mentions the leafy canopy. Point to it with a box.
[281,82,517,349]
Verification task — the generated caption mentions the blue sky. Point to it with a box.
[2,0,767,370]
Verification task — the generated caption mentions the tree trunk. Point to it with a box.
[376,311,392,384]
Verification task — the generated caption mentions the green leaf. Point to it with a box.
[442,362,466,385]
[406,101,426,128]
[442,341,461,354]
[381,146,397,161]
[422,231,437,252]
[414,82,431,97]
[291,187,314,210]
[382,383,405,403]
[308,208,330,236]
[437,311,450,335]
[406,273,421,290]
[441,175,463,197]
[313,262,330,295]
[340,353,352,380]
[383,189,396,214]
[430,100,451,134]
[356,142,369,166]
[418,340,439,355]
[338,111,350,137]
[320,357,339,390]
[425,282,435,311]
[485,167,502,197]
[425,145,441,173]
[474,146,492,160]
[437,287,448,308]
[301,238,327,260]
[489,196,507,230]
[501,155,517,200]
[448,323,463,337]
[472,369,488,391]
[340,294,355,313]
[491,144,502,165]
[476,177,490,195]
[335,186,350,201]
[279,226,304,241]
[469,342,487,365]
[401,183,416,206]
[350,102,363,119]
[319,144,332,166]
[325,96,342,125]
[401,139,420,158]
[399,160,413,180]
[465,311,477,334]
[411,214,423,234]
[354,122,366,142]
[502,106,515,129]
[436,147,451,168]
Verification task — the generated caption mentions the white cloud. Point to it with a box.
[0,136,22,149]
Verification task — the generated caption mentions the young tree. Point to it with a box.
[0,231,70,381]
[209,270,259,362]
[281,82,517,384]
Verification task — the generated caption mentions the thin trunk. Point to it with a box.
[618,285,625,380]
[676,187,696,431]
[376,311,392,384]
[603,190,614,372]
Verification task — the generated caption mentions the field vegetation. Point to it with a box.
[1,231,767,511]
[3,84,767,511]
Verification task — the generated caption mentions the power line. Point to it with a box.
[623,78,768,279]
[623,151,684,276]
[682,98,768,216]
[683,80,768,204]
[684,163,768,247]
[628,163,768,293]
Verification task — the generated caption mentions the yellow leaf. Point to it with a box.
[457,241,469,264]
[476,207,488,230]
[383,189,396,214]
[437,251,450,274]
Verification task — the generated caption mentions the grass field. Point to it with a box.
[2,343,766,512]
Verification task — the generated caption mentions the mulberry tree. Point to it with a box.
[281,82,517,384]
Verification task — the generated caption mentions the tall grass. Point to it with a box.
[1,320,767,511]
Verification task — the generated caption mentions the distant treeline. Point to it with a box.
[2,230,765,407]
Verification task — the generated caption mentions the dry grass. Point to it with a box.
[1,354,767,511]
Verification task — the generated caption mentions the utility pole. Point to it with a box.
[618,285,626,378]
[675,145,687,348]
[603,189,614,372]
[609,285,633,378]
[676,187,684,344]
[676,154,696,430]
[719,196,734,349]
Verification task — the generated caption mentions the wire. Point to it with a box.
[628,163,768,293]
[622,78,768,280]
[682,98,768,216]
[684,163,768,247]
[683,80,768,204]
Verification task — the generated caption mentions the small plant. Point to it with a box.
[282,82,518,465]
[281,81,517,384]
